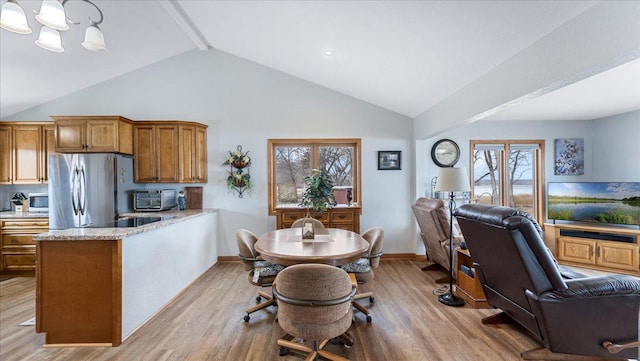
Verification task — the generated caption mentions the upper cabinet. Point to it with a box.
[0,122,57,185]
[134,121,207,184]
[51,116,134,155]
[178,123,208,183]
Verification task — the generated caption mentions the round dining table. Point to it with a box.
[255,227,369,266]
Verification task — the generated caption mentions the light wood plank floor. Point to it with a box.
[1,260,559,361]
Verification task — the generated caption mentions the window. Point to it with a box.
[268,139,361,214]
[470,140,545,222]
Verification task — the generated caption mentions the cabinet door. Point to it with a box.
[13,125,42,184]
[55,120,85,152]
[42,125,57,183]
[156,125,179,183]
[86,119,119,152]
[597,241,639,271]
[178,125,195,183]
[0,126,11,184]
[194,126,207,182]
[558,237,595,265]
[134,125,157,182]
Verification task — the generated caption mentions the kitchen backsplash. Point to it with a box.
[0,184,48,211]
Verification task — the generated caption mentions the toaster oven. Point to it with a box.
[133,190,177,211]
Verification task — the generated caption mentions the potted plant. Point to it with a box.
[300,168,335,215]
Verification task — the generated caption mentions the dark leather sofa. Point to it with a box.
[454,203,640,359]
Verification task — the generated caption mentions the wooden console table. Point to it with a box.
[275,206,361,233]
[544,223,640,276]
[455,249,490,308]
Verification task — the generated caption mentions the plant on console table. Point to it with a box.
[300,168,335,216]
[223,145,252,198]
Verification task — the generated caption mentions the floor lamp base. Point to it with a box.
[438,292,465,307]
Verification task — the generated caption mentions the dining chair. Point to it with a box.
[291,217,326,229]
[274,263,356,360]
[236,229,285,322]
[340,226,384,322]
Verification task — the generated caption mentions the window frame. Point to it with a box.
[469,139,545,222]
[267,138,362,215]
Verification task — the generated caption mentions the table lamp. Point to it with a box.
[435,167,470,307]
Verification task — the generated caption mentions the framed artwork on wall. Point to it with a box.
[378,151,401,170]
[554,138,584,175]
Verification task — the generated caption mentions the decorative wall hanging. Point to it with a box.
[378,151,401,170]
[223,145,252,197]
[554,138,584,175]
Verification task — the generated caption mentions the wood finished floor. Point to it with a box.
[1,260,554,361]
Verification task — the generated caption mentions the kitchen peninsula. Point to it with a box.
[34,209,218,346]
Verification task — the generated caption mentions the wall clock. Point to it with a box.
[431,139,460,167]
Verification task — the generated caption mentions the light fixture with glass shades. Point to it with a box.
[0,0,107,53]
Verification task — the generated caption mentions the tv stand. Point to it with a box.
[544,223,640,276]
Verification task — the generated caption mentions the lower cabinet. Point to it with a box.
[546,223,640,275]
[1,218,49,275]
[275,207,361,233]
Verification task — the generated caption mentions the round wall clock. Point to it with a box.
[431,139,460,167]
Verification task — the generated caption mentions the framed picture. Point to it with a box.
[554,138,584,175]
[378,151,401,170]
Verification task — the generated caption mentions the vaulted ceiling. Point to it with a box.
[1,1,639,121]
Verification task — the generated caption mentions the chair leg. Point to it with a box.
[277,335,350,361]
[244,289,276,322]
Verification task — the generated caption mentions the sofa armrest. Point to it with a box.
[545,275,640,299]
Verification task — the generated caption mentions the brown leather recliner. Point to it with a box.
[454,203,640,360]
[412,198,465,277]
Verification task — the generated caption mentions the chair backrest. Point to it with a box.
[274,263,355,341]
[412,198,464,270]
[291,217,325,229]
[236,229,259,271]
[453,203,567,339]
[361,226,384,268]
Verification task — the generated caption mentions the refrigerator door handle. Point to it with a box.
[71,166,79,216]
[79,166,87,215]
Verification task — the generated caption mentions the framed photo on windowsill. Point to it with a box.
[378,151,401,170]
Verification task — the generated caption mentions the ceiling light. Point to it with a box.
[0,0,107,53]
[0,0,31,34]
[324,49,333,57]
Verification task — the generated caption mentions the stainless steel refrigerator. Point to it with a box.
[48,153,136,229]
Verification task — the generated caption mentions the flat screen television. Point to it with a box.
[547,182,640,227]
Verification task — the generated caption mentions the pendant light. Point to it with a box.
[0,0,107,53]
[0,0,31,34]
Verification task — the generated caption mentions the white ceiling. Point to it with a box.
[2,0,639,121]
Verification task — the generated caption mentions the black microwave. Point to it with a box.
[28,193,48,212]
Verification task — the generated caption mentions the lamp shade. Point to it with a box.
[35,26,64,52]
[435,167,470,192]
[0,0,32,34]
[81,24,107,52]
[35,0,69,31]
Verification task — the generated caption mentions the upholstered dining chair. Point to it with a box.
[340,226,384,322]
[236,229,285,322]
[291,217,326,229]
[274,263,356,361]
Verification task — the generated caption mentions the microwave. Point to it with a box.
[28,193,49,212]
[133,190,177,211]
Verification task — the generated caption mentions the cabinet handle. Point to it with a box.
[597,246,601,258]
[338,215,346,219]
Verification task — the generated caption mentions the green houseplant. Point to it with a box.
[300,168,335,215]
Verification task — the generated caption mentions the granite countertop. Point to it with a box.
[34,209,218,241]
[0,211,49,219]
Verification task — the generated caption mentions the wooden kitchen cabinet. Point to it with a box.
[134,121,208,184]
[178,123,208,183]
[1,218,49,276]
[51,116,134,154]
[0,122,56,184]
[0,125,11,185]
[134,122,180,183]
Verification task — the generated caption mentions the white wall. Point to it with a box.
[592,111,640,181]
[2,48,415,257]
